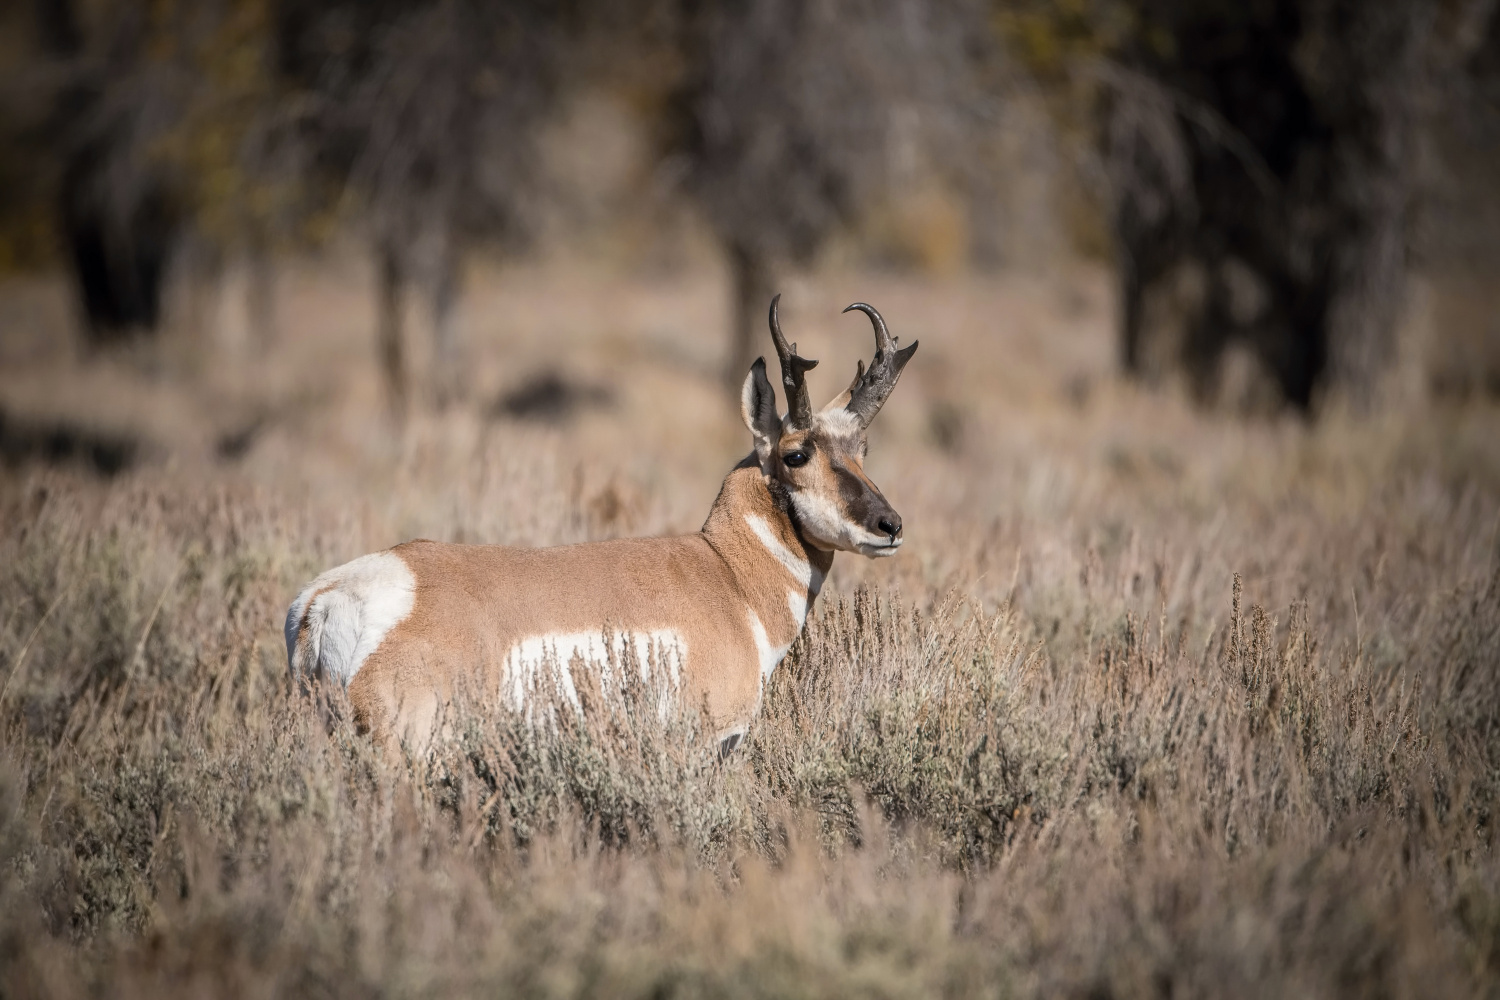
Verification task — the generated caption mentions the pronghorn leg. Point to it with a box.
[718,730,745,758]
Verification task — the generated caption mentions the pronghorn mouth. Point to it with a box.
[859,540,903,558]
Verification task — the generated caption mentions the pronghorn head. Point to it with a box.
[741,295,918,558]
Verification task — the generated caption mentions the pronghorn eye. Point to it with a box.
[783,451,809,468]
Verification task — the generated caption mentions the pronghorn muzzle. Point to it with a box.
[835,461,903,554]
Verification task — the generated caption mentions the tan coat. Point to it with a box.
[289,463,832,747]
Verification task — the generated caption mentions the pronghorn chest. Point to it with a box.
[737,512,825,684]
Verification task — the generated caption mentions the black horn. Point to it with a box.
[843,302,917,426]
[769,294,818,429]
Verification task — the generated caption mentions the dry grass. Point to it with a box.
[1,256,1498,998]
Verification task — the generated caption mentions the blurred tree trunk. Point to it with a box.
[292,0,560,417]
[427,231,464,407]
[1119,253,1145,374]
[61,164,174,346]
[377,243,406,419]
[1309,0,1428,409]
[1321,180,1410,409]
[727,243,774,390]
[673,0,985,395]
[1095,0,1473,412]
[246,242,276,349]
[209,247,277,356]
[44,0,176,347]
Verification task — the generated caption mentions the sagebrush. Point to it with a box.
[1,264,1498,997]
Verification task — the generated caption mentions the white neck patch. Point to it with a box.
[744,513,824,594]
[787,588,808,627]
[747,608,791,684]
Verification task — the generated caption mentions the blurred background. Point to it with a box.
[9,8,1500,990]
[0,0,1497,549]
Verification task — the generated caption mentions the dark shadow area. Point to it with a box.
[215,416,267,462]
[0,406,139,476]
[491,371,614,424]
[1100,0,1500,411]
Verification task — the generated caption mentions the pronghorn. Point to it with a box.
[285,296,917,750]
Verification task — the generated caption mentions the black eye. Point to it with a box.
[783,451,809,468]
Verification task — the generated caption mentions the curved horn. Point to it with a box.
[843,302,917,426]
[768,294,818,429]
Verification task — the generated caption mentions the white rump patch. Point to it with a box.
[283,590,313,666]
[747,608,791,685]
[503,629,686,711]
[286,551,416,685]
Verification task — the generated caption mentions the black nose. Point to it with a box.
[877,515,901,539]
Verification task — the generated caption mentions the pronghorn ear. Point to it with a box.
[741,357,781,468]
[820,388,854,413]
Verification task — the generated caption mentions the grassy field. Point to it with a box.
[1,257,1498,997]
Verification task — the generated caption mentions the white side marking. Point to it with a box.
[503,629,686,711]
[290,551,416,684]
[747,608,791,684]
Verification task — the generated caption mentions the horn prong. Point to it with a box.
[768,294,817,428]
[842,302,916,427]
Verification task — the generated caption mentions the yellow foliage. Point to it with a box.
[0,202,58,274]
[995,0,1136,80]
[865,184,970,275]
